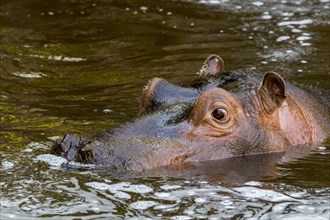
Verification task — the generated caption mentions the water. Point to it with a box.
[1,0,329,219]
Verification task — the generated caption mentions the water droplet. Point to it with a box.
[261,14,272,19]
[103,109,112,113]
[297,35,311,41]
[140,6,148,11]
[276,36,290,42]
[301,42,312,46]
[252,1,264,6]
[194,197,207,203]
[292,28,302,33]
[220,200,233,205]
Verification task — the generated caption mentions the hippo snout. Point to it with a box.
[51,134,111,165]
[51,134,84,160]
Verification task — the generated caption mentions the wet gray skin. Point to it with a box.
[51,56,330,171]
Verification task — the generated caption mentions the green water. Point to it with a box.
[1,0,329,219]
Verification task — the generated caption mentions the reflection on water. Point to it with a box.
[0,0,329,219]
[1,145,330,219]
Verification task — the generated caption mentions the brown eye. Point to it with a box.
[211,108,227,121]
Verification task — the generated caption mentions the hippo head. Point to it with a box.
[51,56,306,171]
[138,71,288,164]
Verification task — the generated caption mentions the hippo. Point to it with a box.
[51,55,330,171]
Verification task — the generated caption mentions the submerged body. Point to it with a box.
[51,55,330,170]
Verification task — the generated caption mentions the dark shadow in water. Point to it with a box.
[71,143,320,186]
[272,139,330,188]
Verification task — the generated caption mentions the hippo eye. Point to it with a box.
[211,108,228,121]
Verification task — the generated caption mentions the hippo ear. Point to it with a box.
[259,71,286,114]
[197,54,224,77]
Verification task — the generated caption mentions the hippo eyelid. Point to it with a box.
[208,102,230,114]
[209,100,228,108]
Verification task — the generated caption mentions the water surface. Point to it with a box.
[1,0,329,219]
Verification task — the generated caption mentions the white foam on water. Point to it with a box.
[160,184,182,190]
[126,184,154,193]
[36,154,68,167]
[276,36,290,42]
[85,182,113,191]
[67,161,97,168]
[244,181,263,186]
[62,57,85,62]
[86,181,153,198]
[171,216,192,220]
[154,204,177,211]
[194,197,207,203]
[277,19,313,26]
[46,55,85,61]
[297,35,311,41]
[113,191,131,200]
[12,72,46,79]
[102,109,112,113]
[110,182,153,194]
[220,200,233,205]
[252,1,264,6]
[154,192,171,198]
[47,136,61,141]
[130,201,158,210]
[26,142,50,150]
[233,187,297,202]
[1,160,15,170]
